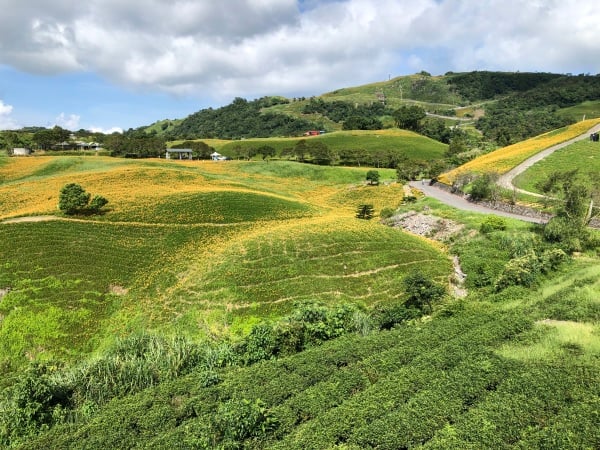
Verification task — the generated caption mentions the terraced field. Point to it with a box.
[0,155,451,370]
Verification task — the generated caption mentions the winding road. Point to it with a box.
[410,122,600,223]
[497,122,600,197]
[408,180,546,223]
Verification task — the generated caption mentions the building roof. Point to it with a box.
[166,148,193,153]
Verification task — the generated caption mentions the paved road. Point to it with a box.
[410,122,600,223]
[497,122,600,197]
[408,180,546,223]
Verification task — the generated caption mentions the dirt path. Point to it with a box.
[1,215,61,224]
[497,122,600,197]
[408,180,545,223]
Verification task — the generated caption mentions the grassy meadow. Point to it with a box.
[12,193,600,449]
[0,154,452,373]
[196,128,448,162]
[513,138,600,193]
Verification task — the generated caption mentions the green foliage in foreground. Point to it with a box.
[58,183,108,215]
[10,294,600,449]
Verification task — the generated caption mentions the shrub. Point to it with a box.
[213,398,278,445]
[373,304,422,330]
[469,173,498,201]
[356,204,374,220]
[539,248,568,274]
[403,271,446,312]
[58,183,108,215]
[380,207,395,219]
[494,251,540,291]
[480,216,507,234]
[58,183,90,215]
[366,170,380,185]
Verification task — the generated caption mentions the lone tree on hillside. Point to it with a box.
[58,183,108,215]
[366,170,380,185]
[403,271,445,313]
[356,204,375,220]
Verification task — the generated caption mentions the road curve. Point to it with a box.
[497,122,600,197]
[408,180,546,224]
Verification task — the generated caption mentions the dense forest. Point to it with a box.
[164,97,324,140]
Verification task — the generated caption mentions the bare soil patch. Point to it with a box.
[385,211,464,242]
[2,215,60,224]
[109,284,129,296]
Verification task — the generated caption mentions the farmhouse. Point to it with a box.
[165,148,193,160]
[12,147,31,156]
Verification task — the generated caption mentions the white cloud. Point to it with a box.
[0,0,599,101]
[54,113,81,130]
[89,126,123,134]
[0,100,19,130]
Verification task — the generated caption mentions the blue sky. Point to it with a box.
[1,0,599,132]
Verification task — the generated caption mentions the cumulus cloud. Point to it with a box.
[0,0,599,101]
[54,113,81,130]
[89,126,123,134]
[0,100,19,130]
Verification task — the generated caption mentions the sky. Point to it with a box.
[1,0,599,133]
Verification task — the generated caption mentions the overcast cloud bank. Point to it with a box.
[1,0,599,130]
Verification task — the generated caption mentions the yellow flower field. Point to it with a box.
[439,118,600,184]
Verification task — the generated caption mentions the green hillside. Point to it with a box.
[4,188,600,449]
[3,72,600,448]
[202,129,448,164]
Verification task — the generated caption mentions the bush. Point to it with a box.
[356,204,374,220]
[469,173,498,201]
[58,183,90,215]
[366,170,380,185]
[58,183,108,215]
[543,216,589,253]
[403,271,446,312]
[380,207,396,219]
[494,251,540,291]
[480,216,507,233]
[373,304,422,329]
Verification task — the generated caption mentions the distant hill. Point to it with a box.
[131,71,600,147]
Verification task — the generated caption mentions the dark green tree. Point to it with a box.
[403,271,445,313]
[308,141,335,165]
[542,170,599,251]
[392,105,426,131]
[293,140,308,162]
[58,183,108,215]
[58,183,90,215]
[366,170,380,185]
[356,204,375,220]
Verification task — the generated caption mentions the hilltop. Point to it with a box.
[132,71,600,147]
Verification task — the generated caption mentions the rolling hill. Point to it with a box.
[2,72,600,449]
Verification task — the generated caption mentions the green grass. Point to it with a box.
[210,129,447,161]
[103,191,318,224]
[557,100,600,122]
[5,164,600,449]
[0,157,449,372]
[0,221,218,368]
[513,139,600,193]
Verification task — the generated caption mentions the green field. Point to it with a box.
[556,100,600,122]
[513,139,600,193]
[2,148,600,448]
[198,129,448,162]
[0,156,448,373]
